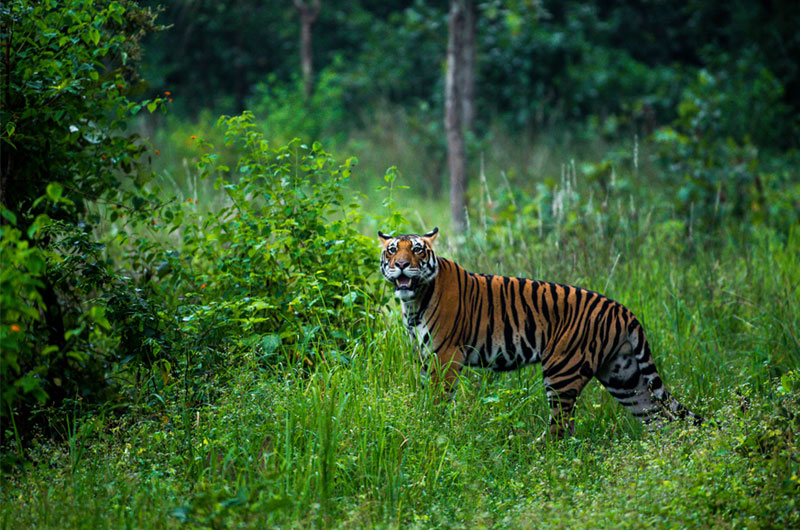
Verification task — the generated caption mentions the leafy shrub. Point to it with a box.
[653,55,800,232]
[0,0,163,222]
[157,112,382,370]
[0,0,165,446]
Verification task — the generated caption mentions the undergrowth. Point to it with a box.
[3,205,798,528]
[3,109,799,529]
[4,3,799,526]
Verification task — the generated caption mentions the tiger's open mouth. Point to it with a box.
[395,276,412,289]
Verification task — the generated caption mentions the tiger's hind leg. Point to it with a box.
[595,341,663,424]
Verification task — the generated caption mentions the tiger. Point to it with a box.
[378,227,702,440]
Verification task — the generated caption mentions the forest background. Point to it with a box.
[1,1,799,528]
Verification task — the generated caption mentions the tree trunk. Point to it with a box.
[294,0,320,100]
[445,0,472,234]
[460,1,476,134]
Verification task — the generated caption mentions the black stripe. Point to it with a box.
[580,360,594,379]
[494,278,507,358]
[596,299,617,364]
[546,348,579,377]
[549,283,559,317]
[580,294,604,362]
[503,278,516,354]
[547,373,582,392]
[516,278,532,353]
[484,275,494,361]
[416,275,435,316]
[507,277,519,330]
[550,284,565,338]
[539,283,550,324]
[467,279,483,348]
[530,281,540,313]
[607,388,637,398]
[640,363,658,376]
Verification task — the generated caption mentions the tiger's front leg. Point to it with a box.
[427,346,466,405]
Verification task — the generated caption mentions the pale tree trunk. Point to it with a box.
[445,0,474,234]
[294,0,320,100]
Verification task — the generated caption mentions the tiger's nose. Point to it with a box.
[396,260,410,270]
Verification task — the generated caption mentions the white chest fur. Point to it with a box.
[400,299,433,362]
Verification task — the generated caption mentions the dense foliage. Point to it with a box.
[0,0,164,444]
[1,0,161,216]
[1,1,799,527]
[0,1,382,454]
[153,113,382,375]
[141,1,800,140]
[141,0,800,230]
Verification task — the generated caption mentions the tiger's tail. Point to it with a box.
[633,332,704,426]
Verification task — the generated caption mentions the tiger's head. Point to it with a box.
[378,227,439,301]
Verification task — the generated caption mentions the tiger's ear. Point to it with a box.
[377,231,392,245]
[422,227,439,244]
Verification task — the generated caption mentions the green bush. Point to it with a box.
[153,112,383,374]
[653,55,800,233]
[0,0,163,222]
[0,0,165,445]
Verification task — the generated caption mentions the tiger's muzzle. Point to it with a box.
[395,275,413,289]
[384,267,423,300]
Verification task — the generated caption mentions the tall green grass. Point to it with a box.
[3,114,798,528]
[3,211,798,528]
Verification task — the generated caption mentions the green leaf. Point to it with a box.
[1,207,17,226]
[89,306,111,331]
[261,334,282,354]
[342,292,358,307]
[65,326,86,341]
[46,182,63,202]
